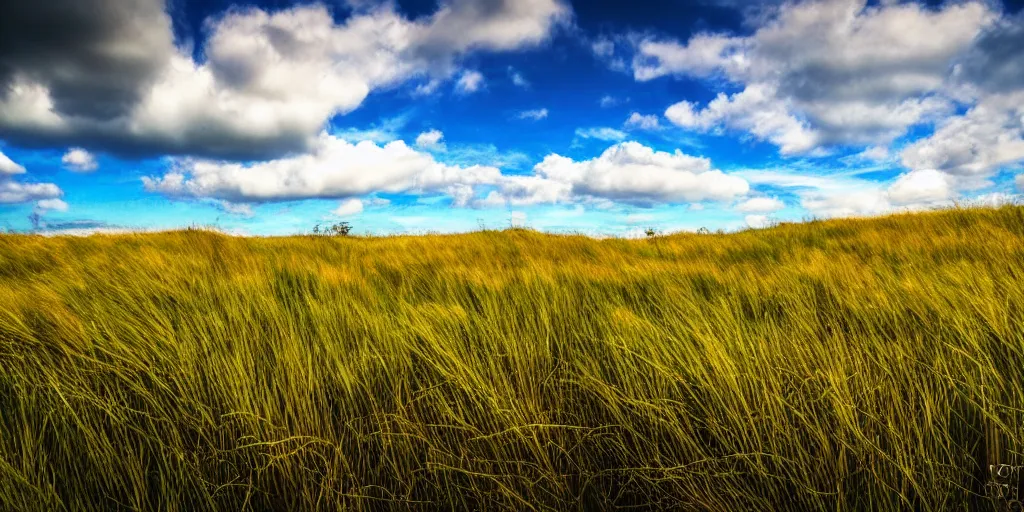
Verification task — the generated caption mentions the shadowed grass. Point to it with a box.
[1,206,1023,510]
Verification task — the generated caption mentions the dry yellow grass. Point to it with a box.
[1,206,1023,510]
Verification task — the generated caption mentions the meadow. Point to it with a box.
[1,206,1023,510]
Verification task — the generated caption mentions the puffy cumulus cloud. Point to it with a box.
[333,198,364,216]
[414,0,571,57]
[0,150,64,204]
[624,112,660,130]
[885,168,952,206]
[900,91,1024,177]
[0,0,570,160]
[62,148,98,172]
[575,127,627,142]
[141,133,502,204]
[0,150,26,174]
[487,141,749,206]
[35,198,69,213]
[455,70,485,93]
[665,84,820,155]
[735,196,784,213]
[518,108,549,120]
[0,178,62,204]
[633,34,743,82]
[415,129,445,150]
[641,0,997,153]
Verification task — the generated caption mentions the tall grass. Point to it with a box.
[1,206,1023,510]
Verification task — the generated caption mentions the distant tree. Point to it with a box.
[312,222,352,236]
[328,222,352,236]
[697,227,710,235]
[645,227,658,238]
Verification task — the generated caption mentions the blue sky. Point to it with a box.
[1,0,1023,236]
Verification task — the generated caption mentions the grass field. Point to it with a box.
[1,206,1023,510]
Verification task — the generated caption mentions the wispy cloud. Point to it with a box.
[518,108,549,121]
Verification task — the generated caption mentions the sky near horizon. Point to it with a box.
[1,0,1023,236]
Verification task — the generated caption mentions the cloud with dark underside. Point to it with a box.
[955,12,1024,95]
[0,0,174,120]
[0,0,570,161]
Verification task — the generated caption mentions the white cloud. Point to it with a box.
[735,196,784,213]
[489,141,749,206]
[0,148,64,205]
[142,133,502,203]
[885,168,952,206]
[508,67,529,88]
[0,0,570,160]
[518,108,549,121]
[599,95,618,108]
[333,198,364,216]
[415,129,445,150]
[745,214,770,228]
[0,178,62,204]
[456,70,485,94]
[644,0,998,153]
[799,188,895,218]
[633,33,743,82]
[575,127,627,141]
[738,167,954,219]
[665,84,820,155]
[483,175,571,206]
[900,91,1024,177]
[0,150,26,174]
[624,112,660,130]
[35,198,69,213]
[62,147,98,172]
[417,0,571,54]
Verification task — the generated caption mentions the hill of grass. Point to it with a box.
[1,206,1023,510]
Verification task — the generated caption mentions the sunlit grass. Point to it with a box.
[1,206,1023,510]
